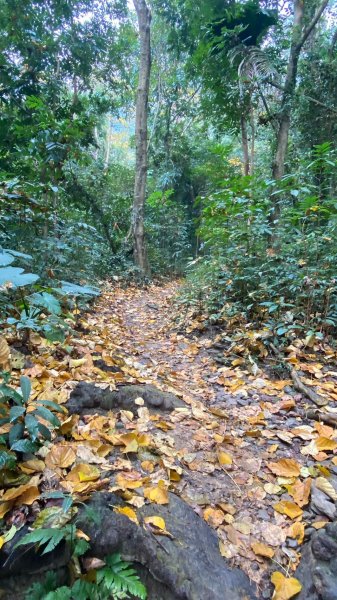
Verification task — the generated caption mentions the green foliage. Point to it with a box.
[25,553,147,600]
[181,142,337,338]
[0,375,65,455]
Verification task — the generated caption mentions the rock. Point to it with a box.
[296,522,337,600]
[67,382,185,415]
[0,492,257,600]
[311,486,337,520]
[78,492,258,600]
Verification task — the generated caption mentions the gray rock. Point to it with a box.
[67,382,185,415]
[296,522,337,600]
[311,486,337,520]
[79,492,258,600]
[0,492,258,600]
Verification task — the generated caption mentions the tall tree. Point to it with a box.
[272,0,330,181]
[132,0,152,273]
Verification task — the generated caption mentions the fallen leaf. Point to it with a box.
[287,478,311,507]
[113,506,139,524]
[217,450,233,466]
[271,571,302,600]
[273,501,303,519]
[203,507,225,528]
[144,481,169,505]
[268,459,301,478]
[45,445,76,469]
[251,541,275,559]
[287,522,305,544]
[315,477,337,501]
[66,463,100,483]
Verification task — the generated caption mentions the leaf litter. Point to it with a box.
[2,281,337,598]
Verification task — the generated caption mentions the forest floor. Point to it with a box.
[4,281,337,598]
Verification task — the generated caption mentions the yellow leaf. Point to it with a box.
[312,520,328,529]
[273,501,303,519]
[203,507,225,528]
[144,516,166,530]
[287,522,305,545]
[67,463,100,483]
[315,477,337,501]
[144,480,169,505]
[0,537,4,550]
[264,483,282,495]
[114,506,139,524]
[271,572,302,600]
[144,515,172,536]
[251,541,275,559]
[268,459,301,477]
[45,445,76,469]
[217,451,233,466]
[315,436,337,451]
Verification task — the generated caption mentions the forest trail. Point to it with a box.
[76,281,337,593]
[4,281,337,598]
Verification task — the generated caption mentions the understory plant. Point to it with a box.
[181,143,337,340]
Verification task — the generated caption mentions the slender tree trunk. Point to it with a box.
[272,0,329,181]
[132,0,151,274]
[241,113,250,176]
[250,108,255,175]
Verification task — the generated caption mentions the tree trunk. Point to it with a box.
[272,0,329,182]
[240,113,250,176]
[132,0,151,274]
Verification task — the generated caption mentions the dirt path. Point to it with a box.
[19,279,328,600]
[70,281,332,597]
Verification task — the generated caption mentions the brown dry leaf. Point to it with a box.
[113,506,139,524]
[2,482,39,502]
[268,459,301,478]
[273,501,303,519]
[287,478,311,507]
[271,572,302,600]
[45,445,76,469]
[0,501,13,518]
[144,480,169,505]
[19,459,45,474]
[115,473,143,490]
[203,507,225,528]
[16,486,40,506]
[315,477,337,501]
[0,336,10,370]
[287,522,305,545]
[251,541,275,559]
[314,422,334,438]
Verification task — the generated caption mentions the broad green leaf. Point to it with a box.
[20,376,31,403]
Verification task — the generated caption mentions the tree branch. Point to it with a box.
[297,0,329,50]
[306,96,337,115]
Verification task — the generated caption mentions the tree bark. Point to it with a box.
[132,0,151,274]
[272,0,329,182]
[240,113,250,176]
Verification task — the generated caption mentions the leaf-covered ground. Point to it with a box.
[3,281,337,599]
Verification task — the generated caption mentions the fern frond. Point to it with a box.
[98,554,147,600]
